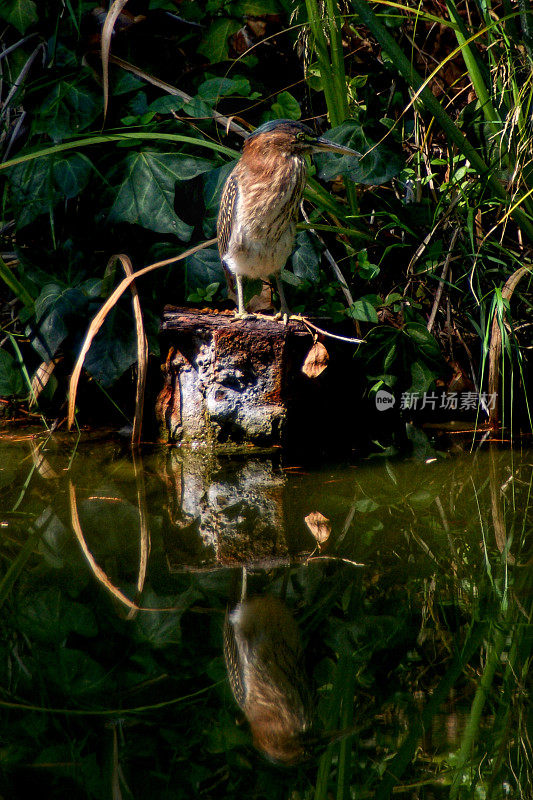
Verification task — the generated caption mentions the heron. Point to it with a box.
[217,119,360,319]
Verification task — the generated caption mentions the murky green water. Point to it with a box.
[0,431,531,798]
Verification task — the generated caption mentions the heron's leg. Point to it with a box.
[232,274,254,320]
[274,275,291,324]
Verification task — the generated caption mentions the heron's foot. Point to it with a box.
[273,307,291,325]
[231,309,256,322]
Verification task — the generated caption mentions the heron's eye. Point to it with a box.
[295,131,306,142]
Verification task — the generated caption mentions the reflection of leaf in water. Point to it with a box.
[41,648,107,696]
[131,585,201,649]
[16,586,98,644]
[305,511,331,544]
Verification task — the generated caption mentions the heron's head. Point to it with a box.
[243,119,361,159]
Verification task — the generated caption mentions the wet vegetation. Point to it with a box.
[0,0,531,429]
[0,434,531,798]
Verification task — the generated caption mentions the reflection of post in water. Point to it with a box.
[223,592,314,765]
[488,443,514,564]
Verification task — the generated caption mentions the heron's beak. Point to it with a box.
[312,137,361,157]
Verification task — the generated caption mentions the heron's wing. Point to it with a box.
[223,608,247,709]
[217,172,239,259]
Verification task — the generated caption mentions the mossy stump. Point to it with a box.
[156,307,358,453]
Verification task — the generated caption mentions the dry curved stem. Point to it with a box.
[69,480,141,612]
[127,449,151,620]
[69,481,180,613]
[487,265,531,427]
[108,254,148,446]
[67,237,217,431]
[101,0,130,122]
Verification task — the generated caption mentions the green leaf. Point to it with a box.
[148,96,186,114]
[0,348,24,397]
[83,316,139,388]
[354,498,379,513]
[44,648,106,696]
[33,80,101,142]
[132,586,201,649]
[197,18,241,63]
[409,360,437,395]
[8,152,93,228]
[31,284,87,360]
[316,120,402,185]
[185,248,225,289]
[52,153,91,198]
[0,0,38,32]
[198,76,251,103]
[348,299,379,323]
[271,91,301,120]
[291,231,320,282]
[404,323,441,359]
[7,156,57,229]
[109,151,213,240]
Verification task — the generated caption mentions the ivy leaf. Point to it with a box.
[198,76,250,103]
[83,316,138,388]
[197,18,241,63]
[8,153,93,228]
[52,153,91,198]
[291,231,320,282]
[348,298,379,322]
[316,120,402,185]
[271,91,301,120]
[404,323,441,360]
[16,587,97,644]
[185,248,225,290]
[33,80,101,142]
[409,360,437,395]
[7,156,58,229]
[0,0,38,33]
[0,348,24,397]
[202,161,236,237]
[30,284,87,360]
[109,151,214,240]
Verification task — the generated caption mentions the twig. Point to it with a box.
[300,203,355,308]
[305,555,365,567]
[427,226,460,333]
[293,316,364,344]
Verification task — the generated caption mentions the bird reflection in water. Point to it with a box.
[223,593,314,765]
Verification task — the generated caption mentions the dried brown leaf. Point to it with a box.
[304,511,331,545]
[302,341,329,378]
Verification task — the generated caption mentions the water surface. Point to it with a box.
[0,431,530,798]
